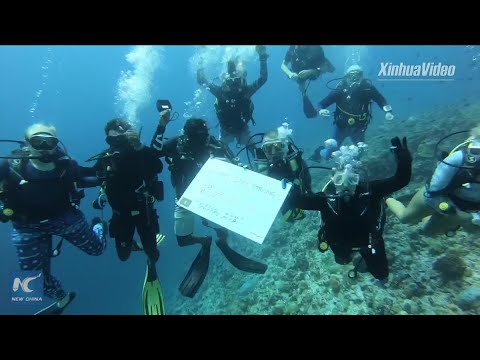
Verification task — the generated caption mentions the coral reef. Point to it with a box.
[433,253,466,282]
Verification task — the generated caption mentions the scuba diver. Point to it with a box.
[280,45,336,116]
[304,64,394,162]
[151,109,267,298]
[196,45,268,155]
[287,137,412,281]
[0,124,106,315]
[386,127,480,236]
[88,118,165,315]
[249,123,312,222]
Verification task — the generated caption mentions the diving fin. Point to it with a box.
[215,238,267,274]
[179,237,212,298]
[34,292,77,315]
[142,263,165,315]
[303,94,318,119]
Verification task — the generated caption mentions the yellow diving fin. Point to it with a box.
[142,263,165,315]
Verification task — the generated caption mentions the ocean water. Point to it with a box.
[0,45,479,315]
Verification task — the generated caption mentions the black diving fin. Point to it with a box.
[179,237,212,298]
[215,238,267,274]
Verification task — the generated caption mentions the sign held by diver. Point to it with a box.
[177,157,292,244]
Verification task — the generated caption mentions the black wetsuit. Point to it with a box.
[318,79,388,127]
[290,148,411,280]
[285,46,335,117]
[93,146,163,263]
[305,79,389,159]
[284,45,334,80]
[197,55,268,137]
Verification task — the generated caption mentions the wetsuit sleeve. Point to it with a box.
[197,66,222,98]
[298,158,313,193]
[151,123,167,154]
[370,85,388,109]
[150,116,178,158]
[319,89,340,109]
[289,185,328,211]
[0,159,9,182]
[303,94,319,118]
[428,151,463,192]
[156,137,178,158]
[75,162,102,188]
[144,147,163,177]
[284,46,295,64]
[245,54,268,98]
[370,148,412,197]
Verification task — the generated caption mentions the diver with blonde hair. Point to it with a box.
[0,123,106,315]
[386,126,480,236]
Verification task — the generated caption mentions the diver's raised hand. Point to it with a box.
[159,109,171,127]
[125,130,142,150]
[390,136,411,162]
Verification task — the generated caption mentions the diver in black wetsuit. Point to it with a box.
[281,45,335,116]
[304,65,394,162]
[151,109,267,298]
[0,123,106,315]
[197,45,268,154]
[288,137,412,281]
[89,119,166,315]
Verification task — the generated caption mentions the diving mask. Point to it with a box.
[346,70,363,87]
[262,140,287,161]
[106,134,129,148]
[105,124,132,149]
[28,133,59,151]
[224,74,244,89]
[467,139,480,163]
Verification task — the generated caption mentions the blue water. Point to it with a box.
[0,45,479,314]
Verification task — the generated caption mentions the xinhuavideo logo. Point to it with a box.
[378,62,456,81]
[11,271,43,305]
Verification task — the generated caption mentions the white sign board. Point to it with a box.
[177,157,292,244]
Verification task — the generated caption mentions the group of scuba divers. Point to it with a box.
[2,45,479,315]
